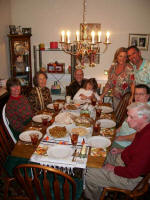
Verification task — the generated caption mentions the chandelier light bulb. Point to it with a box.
[106,32,110,43]
[61,31,65,42]
[91,31,95,44]
[76,31,80,42]
[66,31,71,43]
[98,31,101,42]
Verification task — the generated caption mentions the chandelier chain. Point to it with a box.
[83,0,87,25]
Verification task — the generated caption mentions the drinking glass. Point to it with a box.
[96,108,102,118]
[53,103,59,112]
[93,122,101,134]
[30,133,39,146]
[91,97,97,106]
[70,133,79,146]
[41,116,49,126]
[66,96,71,104]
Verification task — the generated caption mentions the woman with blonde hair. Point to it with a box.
[100,47,134,110]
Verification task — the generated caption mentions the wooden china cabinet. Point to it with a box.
[8,34,32,94]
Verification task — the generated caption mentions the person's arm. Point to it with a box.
[116,133,136,141]
[129,82,135,104]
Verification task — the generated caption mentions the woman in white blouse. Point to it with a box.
[73,78,100,104]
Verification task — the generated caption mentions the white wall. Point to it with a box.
[0,0,11,79]
[1,0,150,82]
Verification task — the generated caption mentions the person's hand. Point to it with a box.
[79,94,87,100]
[111,148,123,154]
[103,164,115,172]
[115,136,124,141]
[128,95,133,104]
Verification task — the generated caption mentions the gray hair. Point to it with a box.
[127,102,150,122]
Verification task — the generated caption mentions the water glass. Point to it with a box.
[30,133,39,146]
[70,133,79,146]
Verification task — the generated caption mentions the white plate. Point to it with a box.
[87,136,111,148]
[19,130,42,142]
[47,103,63,109]
[97,119,116,128]
[100,106,113,114]
[32,114,52,123]
[47,145,74,159]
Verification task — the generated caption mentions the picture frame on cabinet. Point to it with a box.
[47,62,65,73]
[129,33,149,50]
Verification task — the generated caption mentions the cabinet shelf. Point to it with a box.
[35,48,63,52]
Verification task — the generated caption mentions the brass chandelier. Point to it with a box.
[60,0,111,68]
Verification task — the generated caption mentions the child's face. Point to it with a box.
[86,83,93,90]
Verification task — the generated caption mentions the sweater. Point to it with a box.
[114,123,150,178]
[6,95,33,138]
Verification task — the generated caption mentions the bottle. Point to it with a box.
[80,144,86,158]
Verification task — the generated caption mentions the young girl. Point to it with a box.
[73,78,100,104]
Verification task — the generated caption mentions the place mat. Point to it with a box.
[30,143,89,170]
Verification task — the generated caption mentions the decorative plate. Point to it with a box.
[87,136,111,148]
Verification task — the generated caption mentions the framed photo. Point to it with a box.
[129,33,149,50]
[47,62,65,73]
[80,23,101,40]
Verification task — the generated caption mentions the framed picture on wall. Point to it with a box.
[128,33,149,50]
[80,23,101,40]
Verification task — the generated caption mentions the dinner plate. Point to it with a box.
[87,136,111,148]
[97,119,116,128]
[100,106,113,114]
[47,103,63,109]
[47,145,74,159]
[32,114,52,123]
[19,130,42,142]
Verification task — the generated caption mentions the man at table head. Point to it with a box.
[66,69,86,99]
[127,45,150,102]
[113,84,150,148]
[85,102,150,200]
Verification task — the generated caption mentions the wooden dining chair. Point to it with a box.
[100,172,150,200]
[0,123,29,200]
[14,163,77,200]
[115,92,131,128]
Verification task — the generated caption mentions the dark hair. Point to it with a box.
[127,45,140,53]
[6,78,21,94]
[83,78,98,92]
[113,47,128,63]
[33,71,47,87]
[135,84,150,94]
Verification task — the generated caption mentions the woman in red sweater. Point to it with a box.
[6,78,33,140]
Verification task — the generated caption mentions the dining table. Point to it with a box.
[5,102,116,180]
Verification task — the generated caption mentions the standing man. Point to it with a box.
[66,69,86,99]
[127,46,150,101]
[85,102,150,200]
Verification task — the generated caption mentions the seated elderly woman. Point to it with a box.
[6,78,33,140]
[73,78,100,104]
[28,71,52,114]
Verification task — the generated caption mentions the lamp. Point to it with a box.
[60,0,111,68]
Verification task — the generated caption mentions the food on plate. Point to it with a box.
[66,104,77,110]
[49,126,67,138]
[75,116,92,127]
[91,148,106,157]
[55,112,79,124]
[71,127,88,136]
[101,128,114,136]
[80,110,90,118]
[100,113,112,119]
[35,146,48,155]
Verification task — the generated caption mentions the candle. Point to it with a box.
[106,32,110,43]
[66,31,70,43]
[91,31,95,44]
[76,31,80,42]
[98,31,101,42]
[61,31,65,42]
